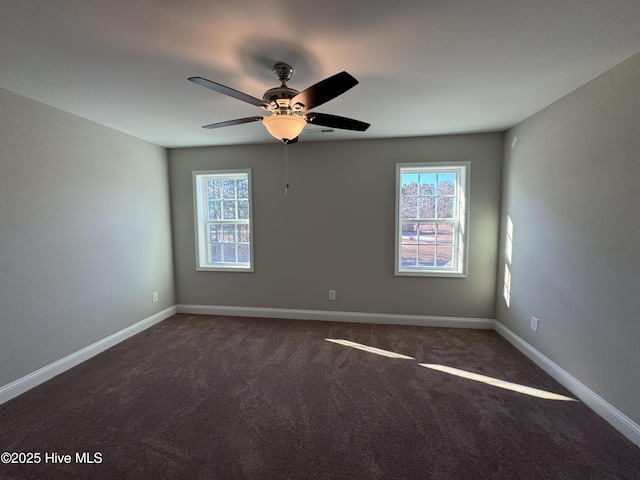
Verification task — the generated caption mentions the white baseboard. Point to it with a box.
[494,321,640,448]
[2,304,637,448]
[0,306,177,406]
[176,304,496,329]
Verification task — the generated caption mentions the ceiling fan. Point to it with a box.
[188,63,370,144]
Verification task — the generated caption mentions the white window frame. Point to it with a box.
[395,162,470,277]
[193,169,254,272]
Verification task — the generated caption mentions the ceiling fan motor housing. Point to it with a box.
[262,86,300,105]
[263,63,304,113]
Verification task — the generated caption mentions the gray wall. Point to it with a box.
[496,52,640,424]
[0,87,175,387]
[170,133,503,318]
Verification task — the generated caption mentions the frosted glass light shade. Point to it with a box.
[262,114,306,141]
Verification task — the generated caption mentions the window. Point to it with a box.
[193,170,254,271]
[395,162,469,277]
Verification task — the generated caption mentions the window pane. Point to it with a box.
[223,200,237,220]
[208,200,221,221]
[418,223,436,243]
[209,243,222,263]
[237,179,249,199]
[402,222,418,238]
[436,246,453,267]
[208,223,222,243]
[418,196,435,219]
[420,173,436,195]
[222,179,236,199]
[401,196,417,219]
[436,223,454,244]
[401,174,419,196]
[436,197,454,219]
[401,245,418,266]
[237,200,249,220]
[222,243,237,262]
[438,173,456,195]
[207,180,222,200]
[222,224,236,243]
[418,244,435,266]
[238,244,250,263]
[237,224,250,242]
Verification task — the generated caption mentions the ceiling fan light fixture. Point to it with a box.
[262,114,307,142]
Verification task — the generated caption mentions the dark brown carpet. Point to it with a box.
[1,314,638,479]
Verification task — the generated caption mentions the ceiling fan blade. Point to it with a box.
[305,113,370,131]
[290,71,358,110]
[202,116,264,129]
[189,76,269,108]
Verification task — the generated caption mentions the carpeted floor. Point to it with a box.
[1,314,639,479]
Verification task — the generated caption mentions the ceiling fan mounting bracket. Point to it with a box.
[273,62,294,85]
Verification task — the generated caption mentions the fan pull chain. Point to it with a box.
[284,142,290,195]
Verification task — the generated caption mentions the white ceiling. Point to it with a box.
[2,0,640,148]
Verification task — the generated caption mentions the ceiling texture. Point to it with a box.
[2,0,640,148]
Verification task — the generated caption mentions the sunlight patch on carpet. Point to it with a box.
[420,364,577,401]
[326,339,415,359]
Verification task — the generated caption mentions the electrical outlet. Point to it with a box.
[531,316,539,332]
[152,291,159,303]
[328,290,336,301]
